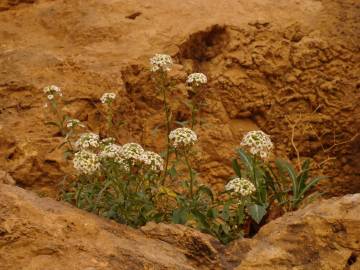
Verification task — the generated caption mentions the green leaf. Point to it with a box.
[232,159,242,177]
[275,159,298,196]
[207,208,218,219]
[159,150,168,158]
[196,185,214,202]
[191,209,208,229]
[236,205,246,224]
[220,223,230,235]
[237,149,253,171]
[297,176,327,199]
[153,213,165,223]
[297,159,310,192]
[247,204,267,224]
[222,200,231,221]
[171,208,189,224]
[168,166,177,178]
[174,121,188,127]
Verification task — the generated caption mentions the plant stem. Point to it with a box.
[160,73,171,186]
[252,157,262,203]
[184,153,194,200]
[107,106,114,137]
[190,102,196,129]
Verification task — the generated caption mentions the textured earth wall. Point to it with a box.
[0,0,359,198]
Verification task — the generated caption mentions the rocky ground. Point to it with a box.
[0,0,359,269]
[0,183,359,269]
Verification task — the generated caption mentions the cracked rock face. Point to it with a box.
[0,184,359,270]
[227,193,360,269]
[0,0,359,269]
[0,184,224,270]
[0,0,359,197]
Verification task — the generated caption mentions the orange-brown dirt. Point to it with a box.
[0,0,359,198]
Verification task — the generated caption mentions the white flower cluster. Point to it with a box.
[139,151,164,172]
[150,54,173,72]
[43,85,62,100]
[73,150,101,175]
[186,73,207,87]
[121,143,145,164]
[66,119,84,129]
[225,178,256,196]
[240,130,273,159]
[101,137,116,145]
[169,127,197,149]
[72,132,164,174]
[100,92,116,104]
[99,143,123,159]
[99,143,129,170]
[75,133,100,150]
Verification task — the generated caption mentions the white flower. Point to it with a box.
[47,95,54,100]
[100,92,116,104]
[121,143,144,164]
[186,73,207,87]
[75,133,100,150]
[66,119,84,129]
[150,54,173,72]
[169,127,197,149]
[225,178,256,196]
[43,85,62,95]
[99,143,123,159]
[43,103,48,108]
[100,137,116,145]
[114,156,131,172]
[139,151,164,172]
[240,130,273,158]
[73,150,100,175]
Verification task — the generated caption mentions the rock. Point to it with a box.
[0,0,359,198]
[141,222,224,268]
[1,184,359,269]
[0,184,224,270]
[0,170,15,185]
[0,0,36,11]
[226,194,360,269]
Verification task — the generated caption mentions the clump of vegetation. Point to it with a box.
[44,54,324,244]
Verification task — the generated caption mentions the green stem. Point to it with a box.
[107,106,114,137]
[50,101,65,136]
[252,157,261,203]
[135,171,144,193]
[65,135,74,152]
[184,153,194,200]
[124,174,132,208]
[190,102,196,129]
[160,74,171,186]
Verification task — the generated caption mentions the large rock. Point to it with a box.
[226,194,360,269]
[1,183,360,269]
[0,184,224,270]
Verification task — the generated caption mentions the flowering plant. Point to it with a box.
[53,53,323,244]
[231,130,325,229]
